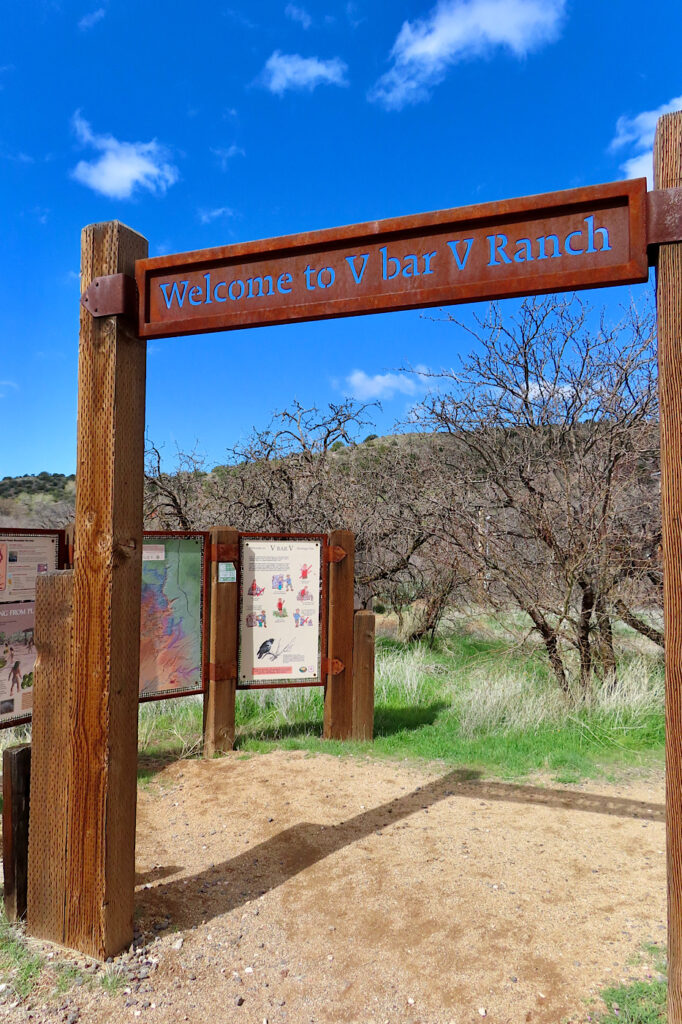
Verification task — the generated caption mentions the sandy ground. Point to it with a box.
[5,751,666,1024]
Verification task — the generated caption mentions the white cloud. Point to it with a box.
[285,4,312,29]
[610,94,682,187]
[261,51,348,94]
[198,207,234,224]
[78,8,106,30]
[70,112,179,200]
[344,370,418,401]
[211,144,245,170]
[369,0,565,110]
[0,380,18,399]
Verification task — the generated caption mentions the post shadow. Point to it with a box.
[137,768,663,931]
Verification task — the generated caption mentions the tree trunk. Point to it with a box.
[614,598,665,648]
[577,584,595,691]
[595,594,618,690]
[526,607,569,693]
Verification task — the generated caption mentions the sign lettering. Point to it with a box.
[136,180,648,339]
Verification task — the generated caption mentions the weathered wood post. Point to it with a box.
[324,529,355,740]
[27,221,148,959]
[352,609,375,741]
[655,110,682,1022]
[2,744,31,922]
[204,526,239,755]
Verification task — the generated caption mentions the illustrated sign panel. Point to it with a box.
[136,180,648,339]
[139,535,205,698]
[0,531,60,725]
[239,538,322,685]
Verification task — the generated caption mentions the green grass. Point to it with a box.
[1,615,661,784]
[100,964,127,994]
[0,913,44,999]
[598,943,667,1023]
[128,617,664,783]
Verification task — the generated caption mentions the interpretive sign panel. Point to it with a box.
[238,537,322,685]
[136,179,648,339]
[139,533,207,700]
[0,530,62,726]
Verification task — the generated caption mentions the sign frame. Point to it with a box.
[135,179,649,340]
[236,532,329,690]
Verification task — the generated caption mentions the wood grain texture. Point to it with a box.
[323,530,355,740]
[351,610,375,741]
[63,221,148,958]
[655,110,682,1023]
[3,744,31,922]
[203,527,238,756]
[27,570,73,940]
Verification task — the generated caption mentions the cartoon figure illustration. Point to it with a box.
[285,574,293,592]
[258,609,267,627]
[271,573,285,591]
[8,661,21,695]
[273,598,288,618]
[297,586,314,603]
[300,563,313,581]
[248,579,264,597]
[293,608,301,628]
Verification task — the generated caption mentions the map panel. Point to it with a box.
[140,535,204,697]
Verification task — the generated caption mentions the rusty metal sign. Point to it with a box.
[135,180,648,339]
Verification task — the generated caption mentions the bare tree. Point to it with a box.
[409,294,660,689]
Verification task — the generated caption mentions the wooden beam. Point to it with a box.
[3,744,31,922]
[655,110,682,1024]
[352,610,375,741]
[352,610,374,741]
[323,530,355,740]
[203,527,239,756]
[27,570,73,940]
[28,222,148,960]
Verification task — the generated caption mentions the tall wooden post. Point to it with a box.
[655,110,682,1022]
[352,609,375,741]
[204,527,239,755]
[27,222,148,959]
[324,529,355,740]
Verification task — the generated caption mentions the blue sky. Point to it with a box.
[1,0,680,476]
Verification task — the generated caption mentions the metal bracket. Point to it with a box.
[80,273,138,319]
[209,543,239,563]
[647,188,682,263]
[322,657,344,676]
[324,546,347,564]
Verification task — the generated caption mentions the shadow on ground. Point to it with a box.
[137,768,664,930]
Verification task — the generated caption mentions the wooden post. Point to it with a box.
[27,221,148,959]
[352,610,375,741]
[656,111,682,1023]
[203,527,239,756]
[27,570,73,940]
[3,744,31,922]
[323,530,355,740]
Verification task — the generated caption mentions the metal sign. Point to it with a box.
[134,179,648,339]
[237,533,327,688]
[139,531,209,702]
[0,529,65,727]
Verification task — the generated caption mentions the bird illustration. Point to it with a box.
[256,638,296,662]
[257,638,275,659]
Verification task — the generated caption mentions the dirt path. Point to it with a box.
[7,751,666,1024]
